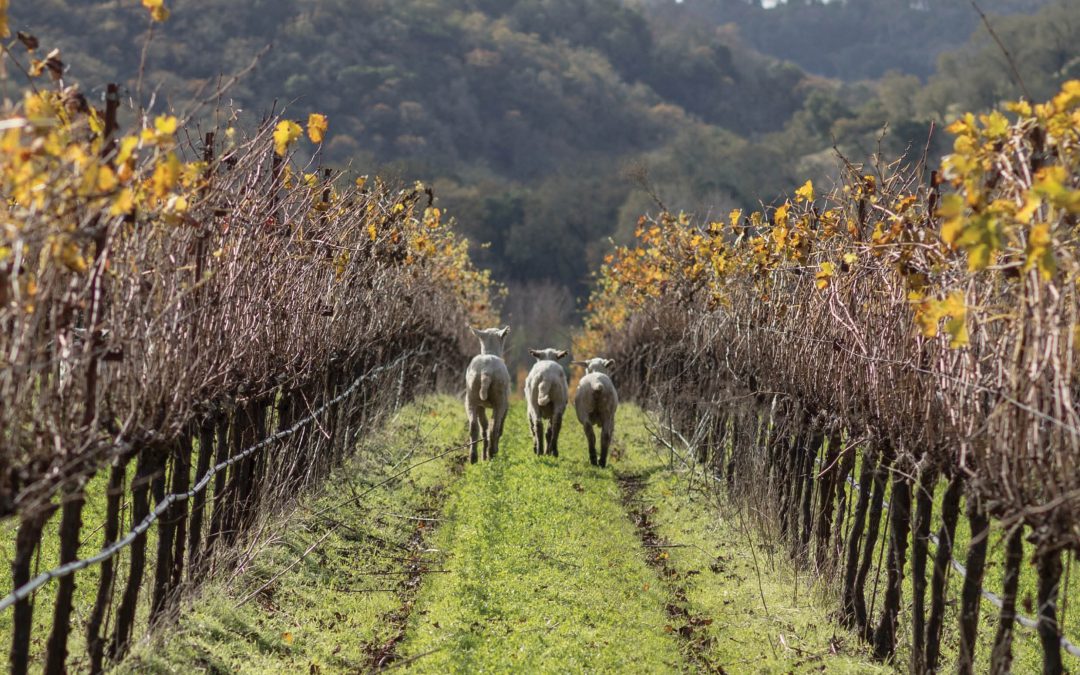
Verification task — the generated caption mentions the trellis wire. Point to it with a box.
[0,349,421,614]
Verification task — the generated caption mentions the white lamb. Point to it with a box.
[572,358,619,468]
[524,348,569,457]
[465,326,511,463]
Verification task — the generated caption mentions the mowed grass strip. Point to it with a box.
[119,394,465,674]
[399,400,688,672]
[615,408,887,674]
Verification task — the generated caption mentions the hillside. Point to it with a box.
[12,0,1077,298]
[650,0,1054,80]
[8,0,809,295]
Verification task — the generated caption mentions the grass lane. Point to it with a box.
[398,400,688,672]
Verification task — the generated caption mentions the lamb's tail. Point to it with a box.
[479,372,492,401]
[590,381,609,410]
[537,380,551,406]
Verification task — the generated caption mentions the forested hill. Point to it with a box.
[647,0,1053,80]
[12,0,811,292]
[12,0,1075,297]
[12,0,804,177]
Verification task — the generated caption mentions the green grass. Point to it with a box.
[397,401,688,672]
[614,409,888,674]
[0,454,146,672]
[885,477,1080,672]
[396,402,885,673]
[118,394,466,673]
[787,444,1080,672]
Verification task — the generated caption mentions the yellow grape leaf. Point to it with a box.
[273,120,303,156]
[1033,166,1080,214]
[151,152,181,197]
[88,108,105,135]
[729,209,742,229]
[843,252,857,265]
[1024,221,1056,281]
[966,242,992,272]
[0,0,9,39]
[815,261,835,290]
[1016,194,1043,223]
[51,236,87,273]
[367,223,377,241]
[1051,79,1080,112]
[110,188,135,216]
[914,291,968,347]
[355,175,368,189]
[774,201,790,227]
[307,113,328,144]
[166,194,189,213]
[795,180,814,203]
[1006,100,1032,117]
[937,194,965,246]
[142,0,169,21]
[153,115,178,139]
[939,292,969,348]
[282,631,294,645]
[97,165,118,193]
[116,136,139,165]
[981,110,1009,139]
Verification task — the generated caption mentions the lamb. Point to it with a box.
[464,326,511,463]
[524,348,569,457]
[571,358,619,468]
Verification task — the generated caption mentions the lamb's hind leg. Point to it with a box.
[548,410,563,458]
[533,413,545,456]
[477,407,490,461]
[584,424,597,466]
[600,423,613,468]
[490,401,508,459]
[468,406,480,464]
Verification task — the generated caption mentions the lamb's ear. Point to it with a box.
[556,350,568,360]
[469,327,480,337]
[604,359,616,369]
[499,326,511,338]
[528,349,541,359]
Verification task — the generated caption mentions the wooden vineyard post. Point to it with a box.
[187,416,217,580]
[925,473,963,671]
[43,482,87,675]
[814,430,842,573]
[990,525,1025,674]
[169,431,192,594]
[872,472,912,658]
[87,457,131,673]
[957,499,990,674]
[854,450,889,636]
[909,462,938,673]
[206,415,231,558]
[831,439,856,564]
[798,429,824,558]
[9,506,56,675]
[838,447,872,626]
[149,446,175,622]
[1036,547,1064,675]
[109,446,162,661]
